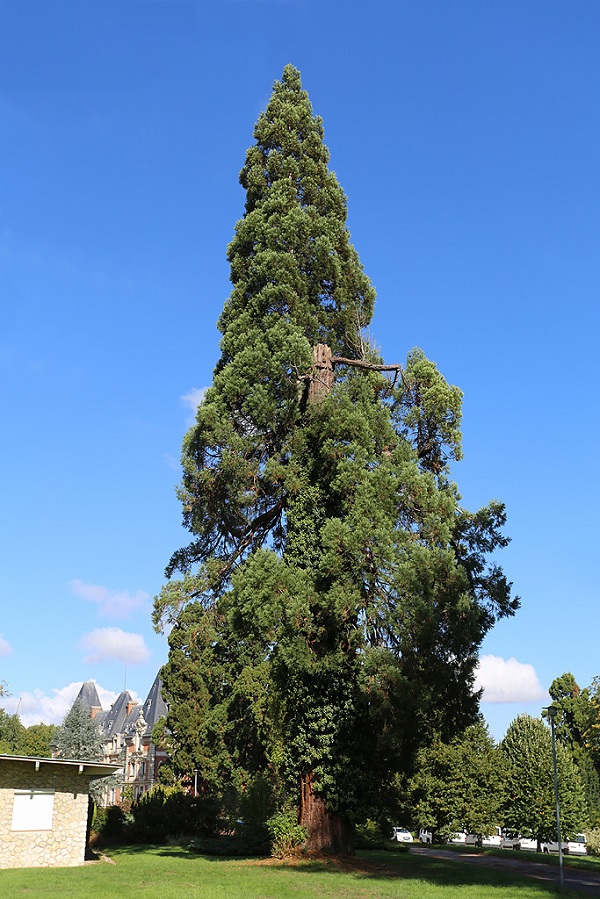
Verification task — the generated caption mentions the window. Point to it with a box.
[11,790,55,831]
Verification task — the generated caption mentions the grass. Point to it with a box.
[0,845,591,899]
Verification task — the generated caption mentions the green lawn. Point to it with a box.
[0,846,590,898]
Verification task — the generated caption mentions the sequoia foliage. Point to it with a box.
[155,65,519,851]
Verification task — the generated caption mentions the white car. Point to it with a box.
[465,827,502,848]
[517,831,537,852]
[542,834,587,856]
[448,831,467,844]
[390,826,413,843]
[567,834,588,856]
[500,830,519,850]
[501,829,537,851]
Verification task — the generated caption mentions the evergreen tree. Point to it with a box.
[502,714,587,846]
[155,65,518,852]
[55,698,103,761]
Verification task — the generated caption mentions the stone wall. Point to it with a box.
[0,759,92,868]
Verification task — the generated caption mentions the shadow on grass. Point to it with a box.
[106,844,265,863]
[102,844,587,895]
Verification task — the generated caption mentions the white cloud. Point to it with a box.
[80,628,150,665]
[71,579,148,618]
[180,386,208,425]
[1,681,140,727]
[475,654,548,704]
[0,634,13,657]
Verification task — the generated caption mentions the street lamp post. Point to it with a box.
[543,705,564,892]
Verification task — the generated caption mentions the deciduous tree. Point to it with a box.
[549,672,600,826]
[408,721,505,840]
[501,714,586,846]
[21,723,55,758]
[155,65,518,853]
[0,708,26,755]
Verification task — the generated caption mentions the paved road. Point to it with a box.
[410,846,600,896]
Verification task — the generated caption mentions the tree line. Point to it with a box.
[0,694,103,762]
[408,671,600,849]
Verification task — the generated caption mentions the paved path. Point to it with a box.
[410,846,600,896]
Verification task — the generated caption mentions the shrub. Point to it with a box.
[129,784,221,843]
[91,804,133,845]
[585,829,600,857]
[354,820,390,850]
[189,829,271,857]
[266,808,307,858]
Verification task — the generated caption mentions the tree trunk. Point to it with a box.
[298,771,353,854]
[307,343,402,406]
[308,343,334,404]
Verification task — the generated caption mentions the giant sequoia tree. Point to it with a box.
[155,65,519,852]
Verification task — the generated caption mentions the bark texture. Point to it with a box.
[308,343,335,404]
[299,772,353,854]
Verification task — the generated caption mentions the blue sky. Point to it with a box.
[1,0,599,740]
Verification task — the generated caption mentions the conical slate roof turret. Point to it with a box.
[140,673,168,731]
[75,680,103,716]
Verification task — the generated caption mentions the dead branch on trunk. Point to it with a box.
[305,344,404,403]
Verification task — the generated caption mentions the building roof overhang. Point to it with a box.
[0,754,121,778]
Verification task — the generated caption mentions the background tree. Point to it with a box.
[501,714,586,846]
[20,723,55,758]
[549,672,600,826]
[155,65,518,853]
[54,697,103,761]
[408,721,505,841]
[549,672,591,749]
[54,696,116,814]
[0,708,26,754]
[584,677,600,775]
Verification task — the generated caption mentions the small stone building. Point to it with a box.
[0,755,120,869]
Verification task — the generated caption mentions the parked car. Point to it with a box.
[465,827,502,848]
[501,828,537,851]
[448,831,467,844]
[567,834,588,856]
[542,834,587,856]
[517,829,537,851]
[390,826,413,843]
[500,829,519,850]
[541,840,565,855]
[418,829,467,845]
[501,829,518,850]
